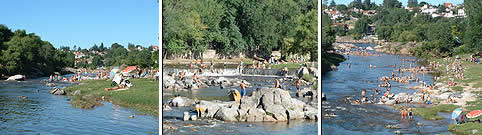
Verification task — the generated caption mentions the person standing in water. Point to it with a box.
[296,79,301,92]
[275,78,280,88]
[240,81,247,97]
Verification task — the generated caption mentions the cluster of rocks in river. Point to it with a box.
[169,87,318,122]
[163,76,251,91]
[49,87,66,95]
[374,84,478,106]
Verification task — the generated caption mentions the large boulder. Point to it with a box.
[246,108,265,122]
[264,104,287,121]
[286,109,305,120]
[169,97,194,107]
[214,107,239,122]
[198,100,222,118]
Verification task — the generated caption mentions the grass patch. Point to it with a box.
[413,104,460,120]
[448,123,482,135]
[452,86,463,91]
[64,78,159,116]
[322,52,346,74]
[302,74,314,82]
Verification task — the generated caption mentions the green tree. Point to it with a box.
[292,10,317,61]
[383,0,402,9]
[463,0,482,52]
[363,0,371,10]
[408,0,418,8]
[329,0,336,8]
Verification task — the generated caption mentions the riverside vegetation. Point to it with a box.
[64,78,159,115]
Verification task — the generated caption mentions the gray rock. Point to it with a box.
[183,112,190,121]
[263,114,277,121]
[72,90,81,96]
[286,109,304,120]
[46,83,57,87]
[169,97,194,107]
[264,104,287,121]
[49,88,66,95]
[214,107,239,122]
[191,115,197,121]
[246,108,265,122]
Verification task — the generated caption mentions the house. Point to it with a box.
[458,8,466,17]
[444,3,453,8]
[74,52,86,59]
[152,45,158,51]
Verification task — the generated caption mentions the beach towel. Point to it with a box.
[111,88,129,92]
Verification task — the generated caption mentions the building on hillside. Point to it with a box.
[444,3,453,8]
[74,52,86,59]
[152,45,158,51]
[458,8,466,17]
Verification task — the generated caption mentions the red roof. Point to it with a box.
[444,3,452,7]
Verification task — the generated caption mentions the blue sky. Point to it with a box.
[329,0,464,7]
[1,0,158,49]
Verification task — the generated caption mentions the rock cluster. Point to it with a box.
[193,87,318,122]
[49,87,66,95]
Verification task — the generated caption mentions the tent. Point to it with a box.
[452,108,463,120]
[110,67,120,78]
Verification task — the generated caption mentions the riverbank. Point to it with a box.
[321,52,345,74]
[425,54,482,133]
[64,78,159,116]
[164,58,317,70]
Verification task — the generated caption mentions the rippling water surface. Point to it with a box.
[0,76,158,134]
[322,43,453,134]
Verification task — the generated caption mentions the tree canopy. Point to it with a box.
[162,0,318,61]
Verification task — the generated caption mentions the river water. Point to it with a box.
[322,43,454,134]
[162,68,318,135]
[0,76,158,134]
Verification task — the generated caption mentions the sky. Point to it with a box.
[329,0,464,7]
[1,0,158,49]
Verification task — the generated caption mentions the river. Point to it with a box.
[0,76,158,134]
[162,68,318,135]
[322,43,454,134]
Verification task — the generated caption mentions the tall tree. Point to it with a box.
[383,0,402,8]
[463,0,482,52]
[407,0,418,8]
[363,0,371,10]
[329,0,336,8]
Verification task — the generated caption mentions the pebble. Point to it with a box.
[247,124,252,127]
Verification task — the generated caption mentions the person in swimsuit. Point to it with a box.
[408,108,413,119]
[400,109,405,120]
[240,81,247,97]
[275,78,280,88]
[296,79,301,92]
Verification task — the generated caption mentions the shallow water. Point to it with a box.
[162,73,318,134]
[0,77,158,134]
[322,43,453,134]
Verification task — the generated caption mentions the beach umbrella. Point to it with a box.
[466,110,482,118]
[110,67,120,78]
[121,66,137,73]
[452,108,463,120]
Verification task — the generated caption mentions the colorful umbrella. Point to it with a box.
[121,66,137,73]
[110,67,120,78]
[452,108,463,120]
[466,110,482,118]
